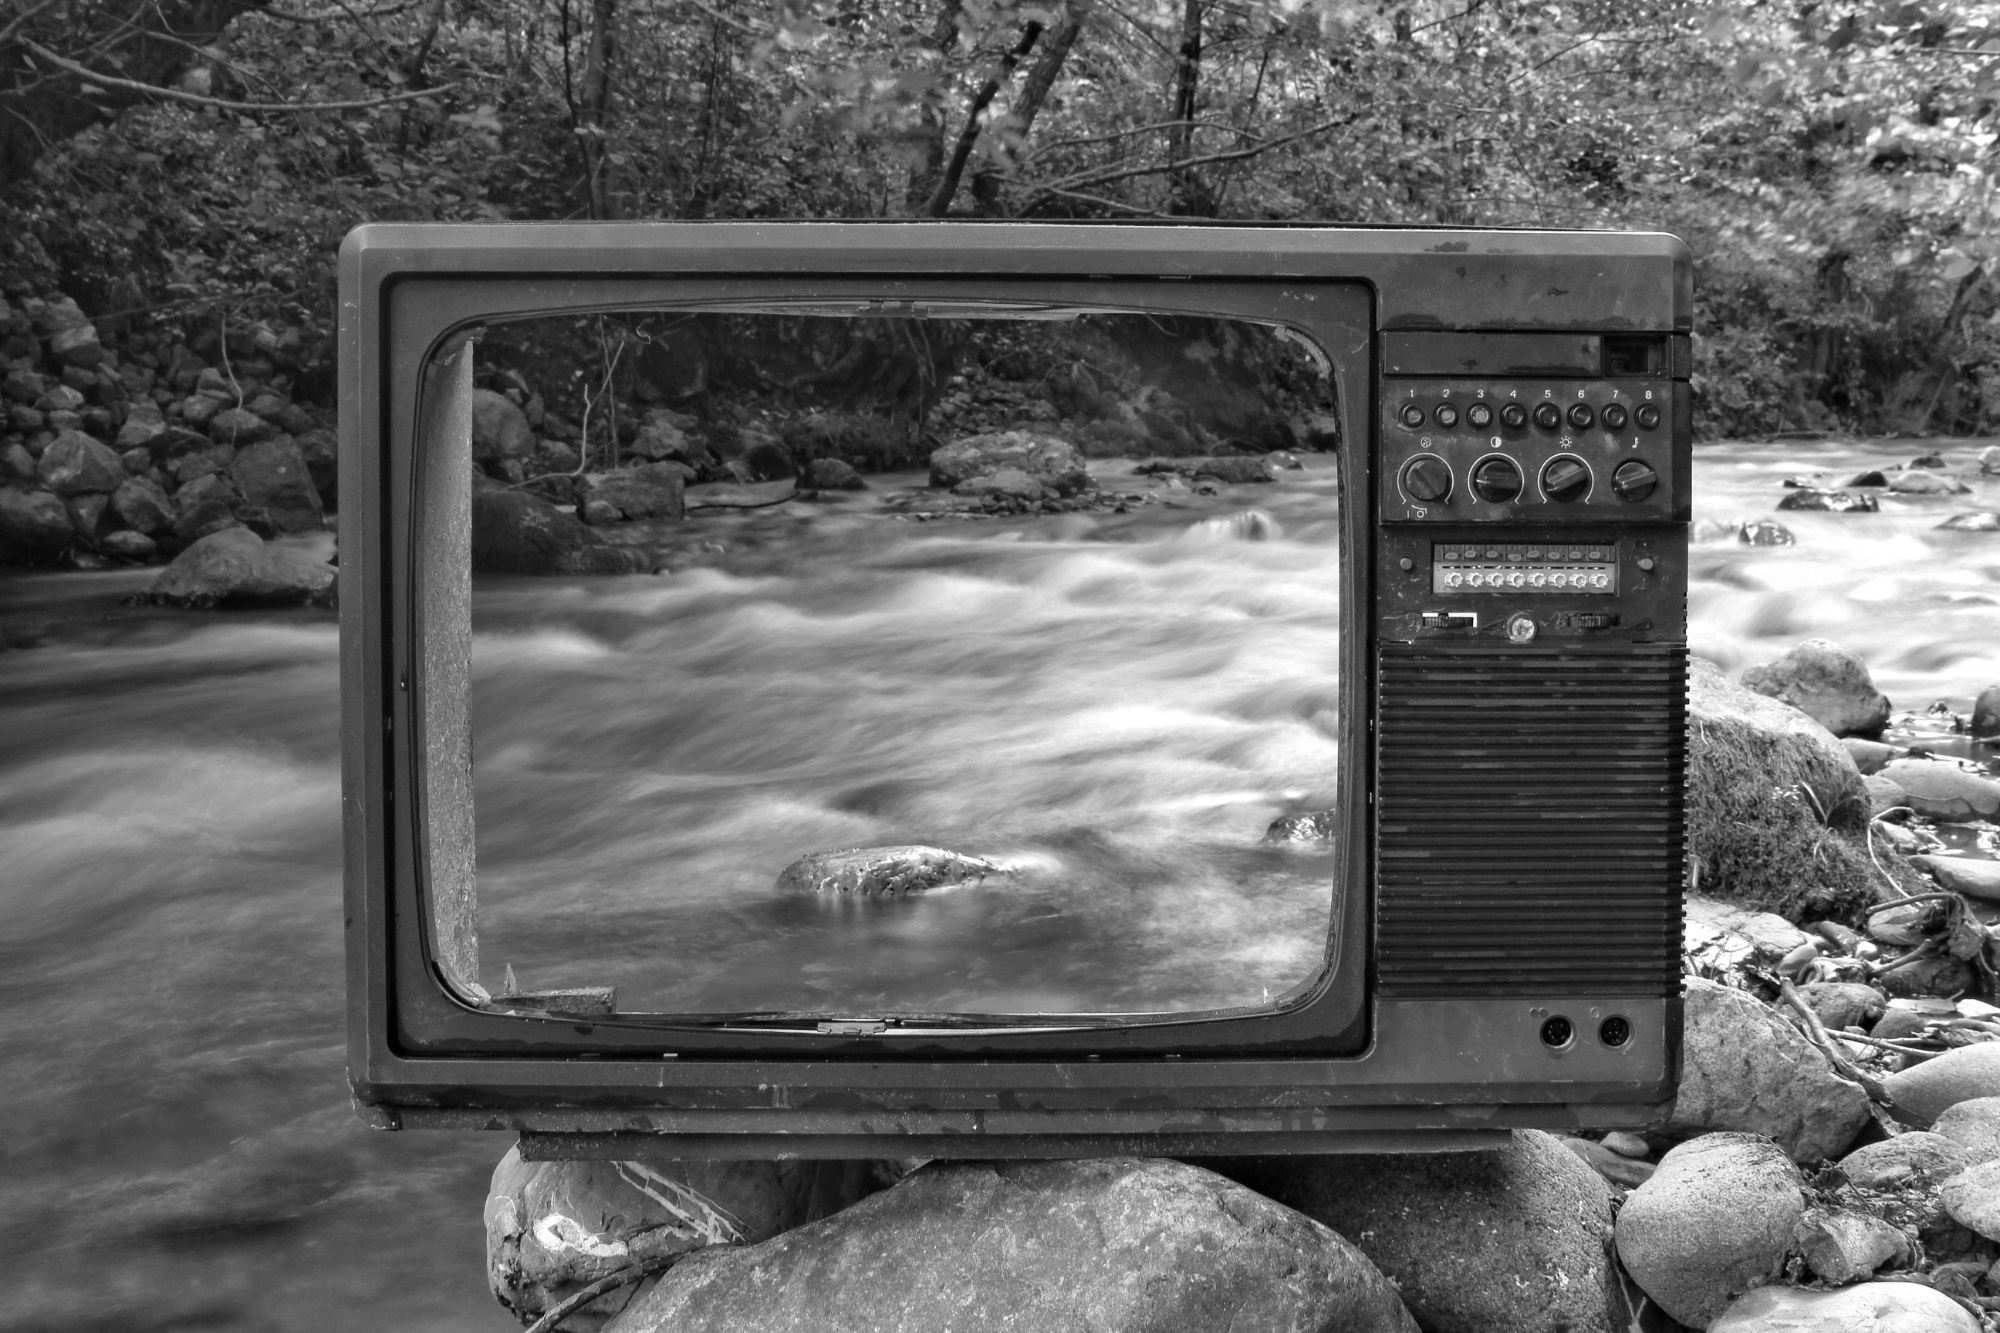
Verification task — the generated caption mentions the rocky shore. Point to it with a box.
[476,640,2000,1333]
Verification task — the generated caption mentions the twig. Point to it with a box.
[1777,977,1900,1101]
[217,311,243,408]
[520,1251,685,1333]
[1836,1030,1945,1061]
[0,0,66,48]
[1019,111,1359,200]
[686,490,802,512]
[19,38,454,111]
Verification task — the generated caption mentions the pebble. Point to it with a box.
[1601,1131,1651,1159]
[1707,1281,1979,1332]
[1562,1136,1656,1187]
[1941,1158,2000,1240]
[1934,1096,2000,1164]
[1614,1133,1806,1329]
[1740,519,1796,545]
[1798,981,1888,1031]
[1883,1043,2000,1123]
[1793,1205,1911,1283]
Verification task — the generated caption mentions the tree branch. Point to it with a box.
[1022,111,1357,201]
[923,18,1044,215]
[20,35,454,110]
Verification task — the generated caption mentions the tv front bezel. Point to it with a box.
[341,221,1688,1153]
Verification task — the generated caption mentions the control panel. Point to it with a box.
[1381,378,1689,523]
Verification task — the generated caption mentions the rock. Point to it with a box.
[243,391,290,422]
[293,428,336,502]
[1799,981,1888,1031]
[1941,1158,2000,1240]
[177,394,223,427]
[1844,738,1899,774]
[2,441,34,483]
[471,388,536,463]
[776,846,1007,897]
[1877,759,2000,822]
[1885,1045,2000,1123]
[1982,446,2000,474]
[1740,519,1796,545]
[1911,452,1948,468]
[143,527,335,608]
[35,429,124,495]
[100,529,156,562]
[952,467,1047,501]
[607,1158,1420,1333]
[929,429,1090,495]
[119,447,150,474]
[1741,639,1893,737]
[1887,470,1972,494]
[207,405,273,447]
[171,473,243,545]
[0,486,73,560]
[66,492,110,542]
[1839,1132,1976,1189]
[738,437,794,482]
[1778,488,1879,512]
[1794,1205,1912,1283]
[116,400,166,448]
[577,466,686,524]
[1938,512,2000,531]
[627,411,692,462]
[48,321,103,369]
[2,368,44,402]
[1688,657,1888,917]
[1845,469,1891,487]
[1615,1134,1805,1328]
[485,1146,883,1330]
[230,437,323,533]
[1265,810,1337,844]
[1914,855,2000,901]
[1603,1131,1652,1159]
[1865,773,1909,818]
[801,457,865,490]
[1563,1136,1656,1187]
[470,488,651,576]
[1685,897,1814,963]
[1934,1097,2000,1164]
[1877,953,1978,1000]
[1665,977,1871,1162]
[1972,686,2000,739]
[1211,1130,1613,1333]
[1194,455,1279,484]
[1708,1281,1979,1332]
[32,294,89,336]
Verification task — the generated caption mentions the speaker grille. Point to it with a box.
[1375,645,1685,996]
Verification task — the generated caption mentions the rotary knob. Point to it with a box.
[1532,402,1562,431]
[1541,456,1591,502]
[1634,403,1662,430]
[1471,456,1523,503]
[1499,402,1528,429]
[1612,459,1659,502]
[1401,454,1452,502]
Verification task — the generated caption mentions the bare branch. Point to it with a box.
[1034,114,1257,153]
[0,0,66,48]
[1022,111,1358,199]
[19,37,454,111]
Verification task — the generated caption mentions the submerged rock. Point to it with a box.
[1264,810,1336,844]
[1210,1130,1616,1333]
[776,846,1008,897]
[1938,512,2000,531]
[800,457,865,491]
[142,527,335,608]
[1614,1133,1805,1329]
[1777,488,1879,513]
[1740,638,1892,737]
[471,487,652,576]
[607,1158,1421,1333]
[1739,519,1795,545]
[1193,455,1279,484]
[928,429,1089,495]
[1887,470,1972,495]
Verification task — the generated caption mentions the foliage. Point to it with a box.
[10,0,2000,438]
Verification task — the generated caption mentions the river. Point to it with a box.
[0,438,1995,1330]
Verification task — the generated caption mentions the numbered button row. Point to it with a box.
[1396,400,1662,432]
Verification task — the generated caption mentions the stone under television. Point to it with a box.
[340,221,1690,1158]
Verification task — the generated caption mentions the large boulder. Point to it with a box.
[471,487,651,576]
[1886,469,1972,494]
[1688,657,1896,918]
[1913,854,2000,900]
[1708,1282,1979,1332]
[1664,977,1871,1163]
[36,429,124,495]
[485,1147,884,1330]
[1933,1097,2000,1164]
[1837,1132,1975,1190]
[1193,455,1279,484]
[0,487,73,561]
[1209,1130,1616,1333]
[578,464,685,525]
[1614,1133,1805,1329]
[1882,1044,2000,1124]
[775,846,1008,897]
[929,429,1090,496]
[1974,685,2000,738]
[606,1158,1420,1333]
[1740,638,1892,737]
[230,437,324,533]
[171,473,244,546]
[1940,1158,2000,1241]
[143,527,335,608]
[1879,760,2000,823]
[472,389,536,463]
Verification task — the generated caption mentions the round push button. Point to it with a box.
[1467,402,1493,428]
[1634,403,1662,430]
[1532,402,1562,431]
[1400,454,1452,502]
[1399,404,1427,429]
[1434,403,1459,428]
[1499,402,1528,429]
[1602,403,1629,430]
[1541,456,1591,502]
[1613,459,1659,502]
[1567,403,1594,429]
[1471,456,1523,503]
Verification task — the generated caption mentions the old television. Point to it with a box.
[340,221,1690,1158]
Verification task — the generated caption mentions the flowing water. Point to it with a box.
[1,438,1997,1329]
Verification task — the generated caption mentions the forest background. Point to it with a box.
[4,0,2000,442]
